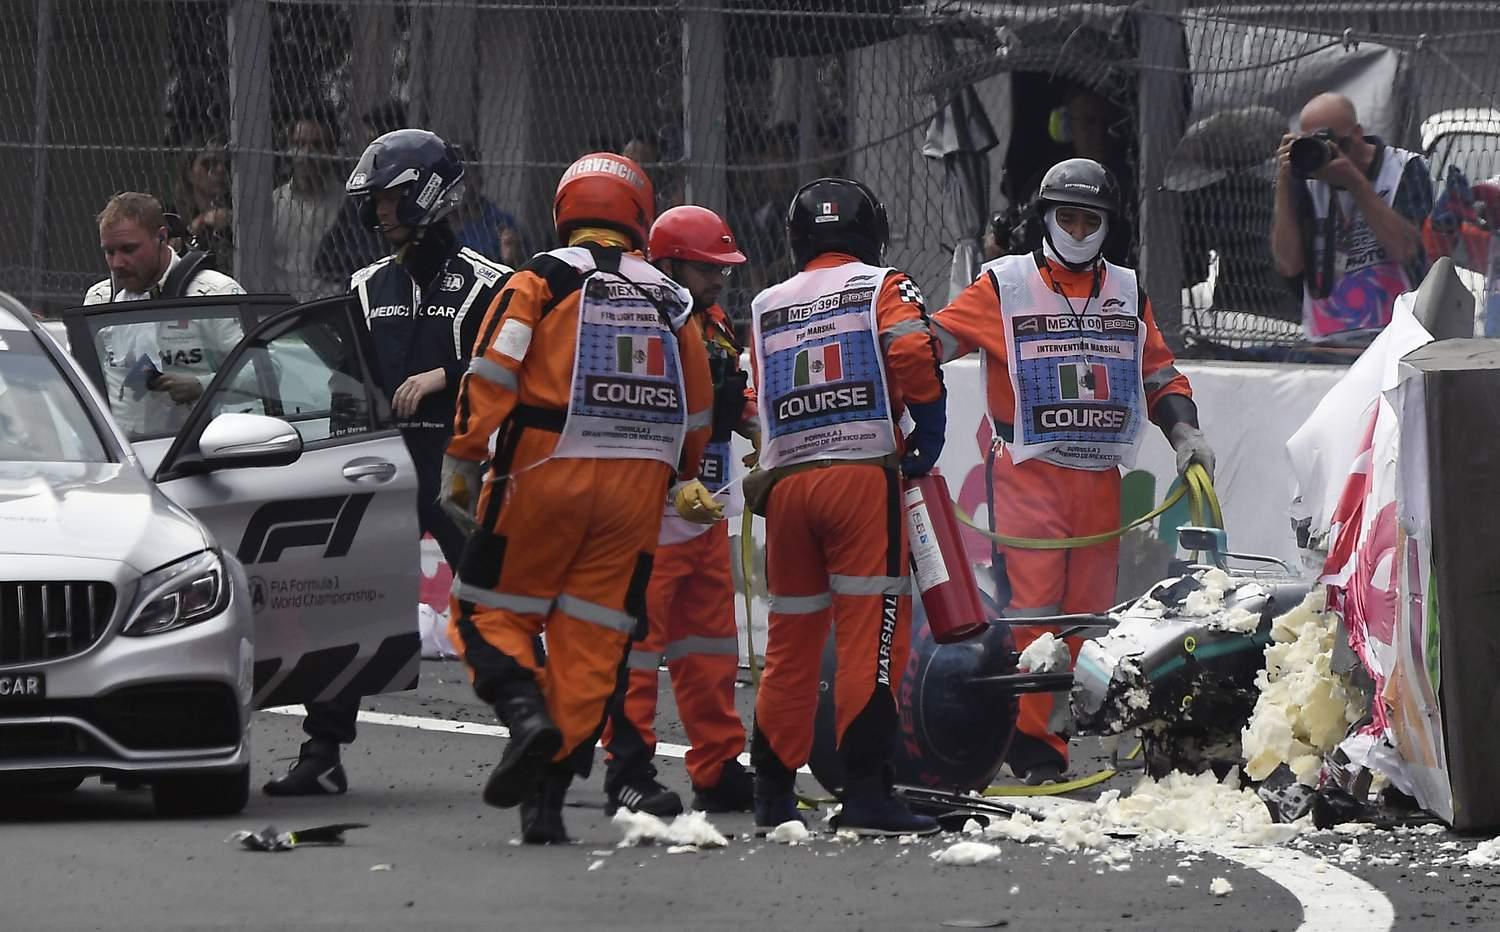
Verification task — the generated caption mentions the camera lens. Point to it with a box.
[1289,136,1333,177]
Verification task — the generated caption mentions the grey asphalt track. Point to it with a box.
[1,662,1496,931]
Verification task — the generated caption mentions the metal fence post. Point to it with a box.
[228,0,273,291]
[1136,0,1188,348]
[682,0,727,215]
[28,0,54,308]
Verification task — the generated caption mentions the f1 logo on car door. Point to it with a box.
[237,494,372,564]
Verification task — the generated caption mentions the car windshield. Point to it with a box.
[0,328,111,463]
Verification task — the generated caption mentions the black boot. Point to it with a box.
[483,690,562,809]
[692,758,755,813]
[751,729,802,833]
[606,762,684,818]
[831,771,938,838]
[520,764,572,845]
[263,739,346,797]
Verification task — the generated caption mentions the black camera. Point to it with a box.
[1288,128,1342,178]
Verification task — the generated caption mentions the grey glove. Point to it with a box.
[1169,423,1216,481]
[438,454,483,535]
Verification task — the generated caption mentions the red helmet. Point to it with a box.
[553,152,654,249]
[648,205,747,265]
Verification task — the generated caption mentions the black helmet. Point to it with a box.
[786,177,889,268]
[1034,157,1120,216]
[346,129,465,231]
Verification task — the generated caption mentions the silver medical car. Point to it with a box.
[1,291,419,816]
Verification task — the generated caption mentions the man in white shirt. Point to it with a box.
[83,191,245,437]
[272,111,346,302]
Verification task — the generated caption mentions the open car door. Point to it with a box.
[62,294,421,708]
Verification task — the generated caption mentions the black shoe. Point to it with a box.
[691,759,755,813]
[606,771,684,818]
[484,696,562,809]
[753,791,804,834]
[263,740,347,796]
[521,766,572,845]
[831,794,939,837]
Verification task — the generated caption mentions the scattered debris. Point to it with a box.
[588,860,606,872]
[932,842,1003,866]
[767,821,810,845]
[1209,877,1233,897]
[613,810,728,849]
[369,863,392,872]
[226,823,368,853]
[1462,838,1500,867]
[1166,875,1185,887]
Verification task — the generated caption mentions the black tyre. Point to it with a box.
[152,765,250,817]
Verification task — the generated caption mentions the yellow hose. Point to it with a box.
[955,464,1221,550]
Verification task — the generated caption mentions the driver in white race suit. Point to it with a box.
[83,192,244,438]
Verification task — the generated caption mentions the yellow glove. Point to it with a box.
[673,479,724,525]
[439,454,483,535]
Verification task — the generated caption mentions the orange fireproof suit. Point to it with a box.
[751,254,945,790]
[602,303,752,790]
[447,243,713,768]
[931,251,1192,772]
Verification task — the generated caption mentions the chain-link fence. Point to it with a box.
[4,1,1500,356]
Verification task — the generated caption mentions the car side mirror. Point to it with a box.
[197,412,302,471]
[1177,525,1228,562]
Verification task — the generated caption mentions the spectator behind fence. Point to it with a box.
[1271,92,1433,340]
[316,99,409,286]
[450,145,522,263]
[623,130,685,211]
[272,109,346,301]
[167,134,234,272]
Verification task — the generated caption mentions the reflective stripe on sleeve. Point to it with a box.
[930,320,962,363]
[468,356,519,391]
[1143,364,1183,393]
[766,591,833,614]
[878,318,930,348]
[450,580,551,615]
[685,408,713,431]
[663,635,739,663]
[556,593,638,634]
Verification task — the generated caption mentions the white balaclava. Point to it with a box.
[1042,205,1108,268]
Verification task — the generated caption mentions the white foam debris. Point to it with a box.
[767,821,810,845]
[1209,877,1233,897]
[1215,606,1262,633]
[898,834,918,845]
[1241,587,1364,783]
[1019,632,1072,673]
[1201,568,1234,593]
[1136,596,1167,614]
[1462,838,1500,867]
[588,849,613,857]
[1166,874,1185,887]
[613,809,728,849]
[1181,586,1225,617]
[1008,885,1020,895]
[667,845,699,855]
[588,860,605,871]
[988,770,1304,854]
[1334,822,1372,836]
[962,818,984,836]
[932,842,1003,866]
[369,863,392,872]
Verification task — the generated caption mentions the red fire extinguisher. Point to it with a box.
[903,473,987,644]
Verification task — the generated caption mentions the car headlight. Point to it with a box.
[122,550,230,637]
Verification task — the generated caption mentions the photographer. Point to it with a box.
[1271,93,1432,340]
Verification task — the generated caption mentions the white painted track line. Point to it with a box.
[264,706,1396,931]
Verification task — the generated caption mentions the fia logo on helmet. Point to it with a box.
[814,201,840,224]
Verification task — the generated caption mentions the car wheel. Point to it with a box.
[152,766,250,817]
[0,774,86,794]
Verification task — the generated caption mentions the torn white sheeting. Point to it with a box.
[612,810,728,849]
[932,842,1003,866]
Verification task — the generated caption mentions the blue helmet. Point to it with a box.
[346,129,465,231]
